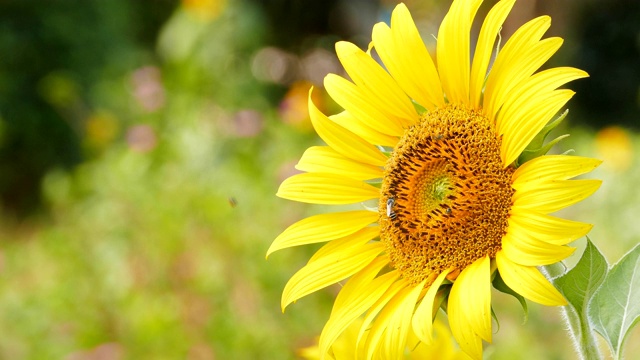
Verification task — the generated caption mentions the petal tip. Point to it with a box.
[335,41,357,56]
[265,245,276,259]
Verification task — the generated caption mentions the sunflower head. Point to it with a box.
[270,1,601,359]
[379,104,515,287]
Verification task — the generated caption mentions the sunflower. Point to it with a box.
[268,1,601,359]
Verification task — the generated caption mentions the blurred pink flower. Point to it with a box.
[130,66,165,113]
[126,124,158,153]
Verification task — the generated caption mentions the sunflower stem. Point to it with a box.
[556,294,603,360]
[544,264,604,360]
[580,332,604,360]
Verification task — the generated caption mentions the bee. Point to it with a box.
[445,207,452,215]
[228,197,238,208]
[386,196,397,220]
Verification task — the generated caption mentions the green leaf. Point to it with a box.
[553,239,608,359]
[493,271,528,323]
[588,242,640,359]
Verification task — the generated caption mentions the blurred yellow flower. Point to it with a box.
[182,0,226,22]
[595,126,633,172]
[85,111,119,150]
[299,317,471,360]
[269,1,601,359]
[279,81,319,131]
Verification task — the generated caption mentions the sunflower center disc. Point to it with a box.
[379,104,516,286]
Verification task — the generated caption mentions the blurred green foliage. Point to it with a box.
[0,0,638,358]
[0,1,331,357]
[0,0,177,215]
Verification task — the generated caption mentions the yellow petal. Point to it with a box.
[363,279,422,360]
[277,173,380,205]
[436,0,483,104]
[331,255,389,310]
[502,231,576,266]
[483,15,552,120]
[496,250,567,306]
[267,210,378,257]
[513,155,602,186]
[357,278,407,352]
[500,89,575,166]
[281,242,384,311]
[456,256,492,342]
[499,68,588,164]
[309,226,379,263]
[309,88,388,166]
[509,208,593,245]
[448,263,484,360]
[379,280,426,360]
[499,67,588,136]
[470,0,516,108]
[330,111,400,147]
[412,270,450,344]
[296,146,383,181]
[335,41,418,128]
[512,179,602,214]
[426,320,460,359]
[319,257,395,354]
[324,74,406,137]
[372,4,444,110]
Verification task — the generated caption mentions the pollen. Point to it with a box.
[379,104,516,286]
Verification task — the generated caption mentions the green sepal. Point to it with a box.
[365,179,383,188]
[438,284,452,315]
[492,271,528,324]
[519,134,570,165]
[377,145,394,157]
[544,261,567,278]
[490,306,501,333]
[516,109,570,166]
[412,100,427,115]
